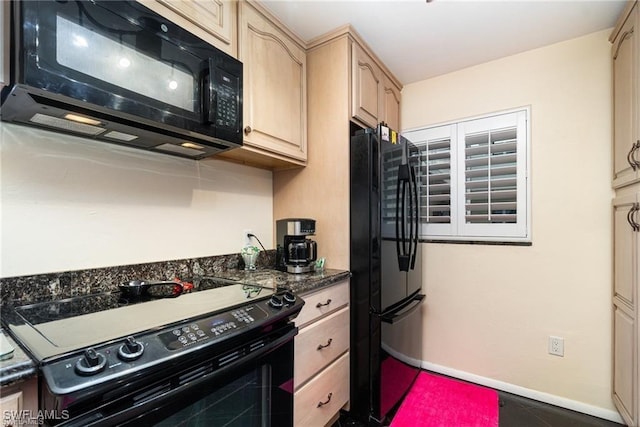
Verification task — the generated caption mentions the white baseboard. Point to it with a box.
[381,344,624,425]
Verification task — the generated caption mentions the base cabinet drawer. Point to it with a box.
[294,307,349,388]
[295,280,349,328]
[294,352,349,427]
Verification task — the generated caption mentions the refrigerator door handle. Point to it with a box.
[396,164,411,272]
[410,165,419,270]
[395,174,403,267]
[380,293,425,324]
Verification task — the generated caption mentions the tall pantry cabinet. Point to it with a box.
[611,1,640,426]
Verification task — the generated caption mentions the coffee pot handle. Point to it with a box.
[309,240,317,262]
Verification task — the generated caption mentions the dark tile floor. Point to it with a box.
[332,390,624,427]
[498,391,623,427]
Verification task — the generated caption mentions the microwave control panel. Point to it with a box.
[215,69,240,129]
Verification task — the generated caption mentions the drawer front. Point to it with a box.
[295,280,349,328]
[294,352,349,427]
[295,307,349,388]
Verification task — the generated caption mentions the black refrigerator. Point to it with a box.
[350,124,425,426]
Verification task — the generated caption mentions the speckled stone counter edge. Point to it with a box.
[0,330,37,387]
[0,251,350,385]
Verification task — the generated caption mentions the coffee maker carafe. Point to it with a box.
[276,218,318,274]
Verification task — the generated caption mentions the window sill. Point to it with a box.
[420,238,532,247]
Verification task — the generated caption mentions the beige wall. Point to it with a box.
[402,30,615,412]
[0,122,273,278]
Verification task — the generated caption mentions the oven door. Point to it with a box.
[52,325,296,427]
[10,0,242,144]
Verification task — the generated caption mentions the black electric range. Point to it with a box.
[2,277,304,426]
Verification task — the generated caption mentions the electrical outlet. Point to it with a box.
[243,229,252,247]
[548,336,564,357]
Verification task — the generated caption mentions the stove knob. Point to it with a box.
[75,348,107,376]
[269,295,284,309]
[283,291,296,304]
[118,336,144,361]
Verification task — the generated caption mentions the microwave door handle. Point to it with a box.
[202,58,216,124]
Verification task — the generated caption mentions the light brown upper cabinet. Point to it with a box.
[612,2,639,188]
[382,74,401,131]
[351,41,402,131]
[218,1,307,169]
[351,43,381,129]
[140,0,237,57]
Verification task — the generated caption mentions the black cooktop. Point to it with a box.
[2,277,281,362]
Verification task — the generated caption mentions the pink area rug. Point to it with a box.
[390,372,499,427]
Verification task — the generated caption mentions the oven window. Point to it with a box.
[155,366,270,427]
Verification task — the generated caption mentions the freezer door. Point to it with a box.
[375,293,424,423]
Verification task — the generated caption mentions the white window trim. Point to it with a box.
[403,107,531,244]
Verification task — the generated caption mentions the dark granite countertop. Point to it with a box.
[201,268,350,294]
[0,329,37,387]
[0,262,350,387]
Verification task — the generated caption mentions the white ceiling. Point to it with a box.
[258,0,628,84]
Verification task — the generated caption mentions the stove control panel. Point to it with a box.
[158,305,267,351]
[40,292,303,396]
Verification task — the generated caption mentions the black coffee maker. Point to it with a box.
[276,218,317,274]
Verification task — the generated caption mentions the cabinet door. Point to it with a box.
[381,75,401,131]
[139,0,237,56]
[612,191,639,426]
[156,0,236,54]
[613,5,638,188]
[613,306,636,425]
[0,391,23,425]
[239,3,307,162]
[614,193,638,308]
[351,42,381,129]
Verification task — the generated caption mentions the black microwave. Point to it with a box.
[1,0,243,160]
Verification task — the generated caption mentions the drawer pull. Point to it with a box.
[317,392,333,408]
[316,299,332,308]
[317,338,333,350]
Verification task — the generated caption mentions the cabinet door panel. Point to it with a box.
[613,306,635,424]
[352,43,380,129]
[613,8,638,188]
[157,0,233,46]
[240,4,307,161]
[140,0,236,56]
[383,80,401,131]
[614,194,637,307]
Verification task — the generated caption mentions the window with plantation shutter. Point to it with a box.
[404,108,529,242]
